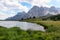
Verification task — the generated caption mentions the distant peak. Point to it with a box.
[32,6,40,8]
[22,11,26,13]
[50,6,56,8]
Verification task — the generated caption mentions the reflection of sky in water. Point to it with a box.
[0,21,45,31]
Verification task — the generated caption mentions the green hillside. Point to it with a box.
[47,14,60,21]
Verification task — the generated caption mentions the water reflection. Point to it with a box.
[0,21,45,31]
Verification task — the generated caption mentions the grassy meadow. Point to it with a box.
[32,21,60,32]
[22,18,60,32]
[20,18,60,40]
[0,18,60,40]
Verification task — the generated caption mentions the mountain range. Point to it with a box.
[6,6,60,21]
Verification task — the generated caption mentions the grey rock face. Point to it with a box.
[6,6,60,21]
[49,6,58,13]
[28,6,45,18]
[6,11,29,20]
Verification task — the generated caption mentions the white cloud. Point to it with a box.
[0,12,16,20]
[57,0,60,2]
[19,0,32,3]
[32,0,51,7]
[31,0,51,7]
[3,0,28,12]
[0,0,29,20]
[20,0,52,7]
[0,14,8,20]
[0,0,52,20]
[0,2,8,11]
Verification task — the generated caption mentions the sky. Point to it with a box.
[0,0,60,20]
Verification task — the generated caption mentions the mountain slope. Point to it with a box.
[28,6,45,18]
[6,6,60,21]
[6,12,29,20]
[47,14,60,21]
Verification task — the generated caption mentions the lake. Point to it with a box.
[0,21,45,31]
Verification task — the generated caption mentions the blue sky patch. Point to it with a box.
[21,2,32,8]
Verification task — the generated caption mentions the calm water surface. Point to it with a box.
[0,21,45,31]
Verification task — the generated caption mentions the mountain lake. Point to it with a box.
[0,21,45,31]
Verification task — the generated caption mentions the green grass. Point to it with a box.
[0,18,60,40]
[0,26,60,40]
[20,18,60,35]
[21,18,60,32]
[32,21,60,32]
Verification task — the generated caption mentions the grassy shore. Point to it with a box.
[21,18,60,32]
[0,18,60,40]
[19,18,60,40]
